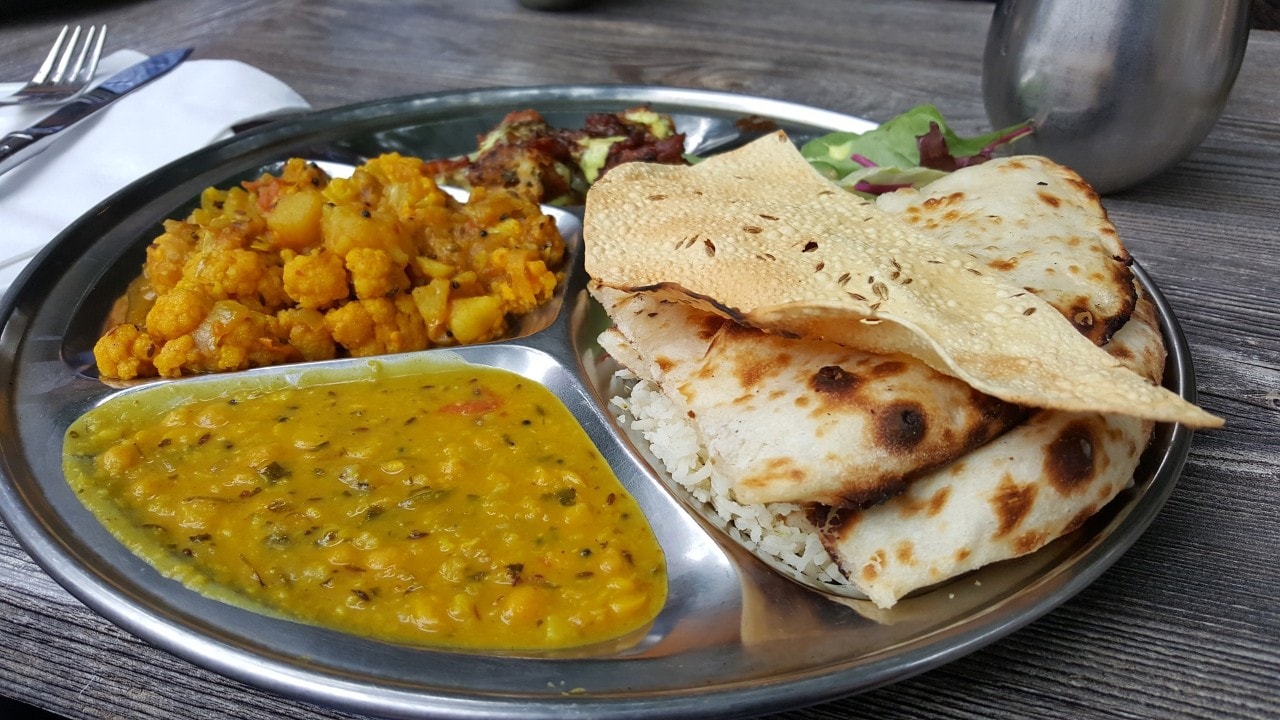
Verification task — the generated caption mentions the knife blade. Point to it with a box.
[0,48,193,178]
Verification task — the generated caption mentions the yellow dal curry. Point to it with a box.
[63,363,667,651]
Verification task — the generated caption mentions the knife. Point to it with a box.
[0,48,193,178]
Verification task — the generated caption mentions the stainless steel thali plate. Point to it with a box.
[0,86,1197,719]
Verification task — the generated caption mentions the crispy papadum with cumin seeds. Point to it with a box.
[592,283,1026,507]
[816,288,1165,609]
[875,155,1135,345]
[583,131,1221,428]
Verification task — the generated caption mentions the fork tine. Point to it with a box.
[85,25,107,82]
[69,25,106,86]
[50,25,83,84]
[30,25,70,85]
[69,27,95,84]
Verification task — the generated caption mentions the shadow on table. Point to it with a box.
[1255,0,1280,29]
[0,695,66,719]
[0,0,148,22]
[512,0,1278,28]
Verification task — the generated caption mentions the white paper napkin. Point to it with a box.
[0,50,311,297]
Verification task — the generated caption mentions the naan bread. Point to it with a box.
[590,153,1145,508]
[593,284,1025,507]
[875,156,1135,345]
[584,132,1220,428]
[816,288,1165,608]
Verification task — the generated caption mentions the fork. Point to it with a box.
[0,24,108,106]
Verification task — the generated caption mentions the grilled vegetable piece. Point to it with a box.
[424,106,688,204]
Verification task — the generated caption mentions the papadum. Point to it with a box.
[585,131,1220,429]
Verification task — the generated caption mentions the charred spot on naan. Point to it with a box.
[733,463,904,510]
[869,359,909,378]
[897,485,953,519]
[696,314,730,340]
[895,540,916,566]
[697,320,794,390]
[991,474,1038,537]
[810,364,860,395]
[860,549,889,582]
[803,360,1024,506]
[809,482,953,558]
[875,402,928,451]
[810,359,1024,450]
[1012,530,1051,555]
[1044,416,1105,496]
[966,390,1031,446]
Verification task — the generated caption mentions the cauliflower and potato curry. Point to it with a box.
[94,153,566,380]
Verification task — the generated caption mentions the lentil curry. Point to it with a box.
[63,360,667,651]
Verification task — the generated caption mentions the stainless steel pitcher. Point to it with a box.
[982,0,1251,194]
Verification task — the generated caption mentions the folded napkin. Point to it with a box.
[0,50,311,297]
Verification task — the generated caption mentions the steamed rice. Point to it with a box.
[609,371,851,588]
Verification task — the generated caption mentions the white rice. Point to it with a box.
[609,371,851,588]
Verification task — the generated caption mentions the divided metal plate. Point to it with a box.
[0,86,1196,719]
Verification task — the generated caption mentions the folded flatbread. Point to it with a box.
[874,155,1135,345]
[593,284,1026,507]
[816,287,1164,608]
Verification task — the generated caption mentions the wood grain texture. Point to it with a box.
[0,1,1277,718]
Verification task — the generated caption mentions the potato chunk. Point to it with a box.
[448,295,505,344]
[266,188,324,251]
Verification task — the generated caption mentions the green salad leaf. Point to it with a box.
[800,104,1032,196]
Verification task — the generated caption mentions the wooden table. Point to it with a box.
[1,1,1276,718]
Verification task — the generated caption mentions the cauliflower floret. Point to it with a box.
[254,262,291,312]
[325,295,427,357]
[144,284,213,342]
[182,247,274,304]
[144,220,198,294]
[152,335,202,378]
[92,324,157,380]
[283,249,349,309]
[323,301,375,356]
[360,153,451,223]
[346,247,409,300]
[277,307,336,361]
